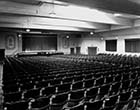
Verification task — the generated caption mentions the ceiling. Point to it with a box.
[57,0,140,16]
[3,0,140,15]
[0,0,140,33]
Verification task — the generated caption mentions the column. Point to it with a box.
[0,49,5,109]
[0,61,4,109]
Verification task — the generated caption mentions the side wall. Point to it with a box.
[100,35,137,55]
[79,34,102,54]
[0,32,82,55]
[58,28,140,55]
[58,33,103,55]
[100,27,140,56]
[57,34,81,54]
[1,28,140,56]
[0,32,22,55]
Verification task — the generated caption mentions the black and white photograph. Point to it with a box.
[0,0,140,110]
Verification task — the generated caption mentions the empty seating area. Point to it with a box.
[2,54,140,110]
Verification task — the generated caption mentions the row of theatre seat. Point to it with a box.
[2,54,140,110]
[3,72,140,99]
[3,69,140,102]
[4,88,140,110]
[56,54,140,66]
[3,56,120,94]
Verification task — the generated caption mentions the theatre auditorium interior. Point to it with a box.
[1,0,140,110]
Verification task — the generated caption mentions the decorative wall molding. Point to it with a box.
[5,34,16,50]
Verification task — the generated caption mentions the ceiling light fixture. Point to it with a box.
[114,13,122,17]
[26,29,30,32]
[90,32,94,35]
[38,0,69,6]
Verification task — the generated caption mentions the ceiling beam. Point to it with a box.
[2,0,39,5]
[0,15,110,30]
[96,26,140,37]
[0,22,95,32]
[0,1,133,26]
[30,17,110,29]
[134,19,140,27]
[0,15,101,32]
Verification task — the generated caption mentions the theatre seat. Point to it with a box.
[66,89,85,108]
[104,75,114,84]
[102,95,119,110]
[4,91,22,103]
[85,100,103,110]
[114,91,132,110]
[56,83,71,93]
[124,99,137,110]
[94,77,105,87]
[132,88,140,99]
[41,86,56,97]
[62,77,73,84]
[120,80,131,92]
[130,78,139,90]
[84,78,95,88]
[4,100,29,110]
[30,96,51,110]
[63,103,85,110]
[71,81,84,91]
[85,87,99,102]
[109,82,121,96]
[96,84,111,100]
[23,88,41,99]
[3,84,19,94]
[50,92,68,110]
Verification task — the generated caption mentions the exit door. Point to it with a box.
[76,47,81,55]
[88,47,97,55]
[70,48,75,54]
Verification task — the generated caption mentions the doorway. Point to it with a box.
[70,48,75,54]
[76,47,81,55]
[88,47,97,55]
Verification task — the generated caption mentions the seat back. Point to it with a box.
[85,100,103,110]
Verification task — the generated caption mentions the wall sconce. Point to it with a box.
[66,35,69,39]
[18,34,22,38]
[101,37,104,40]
